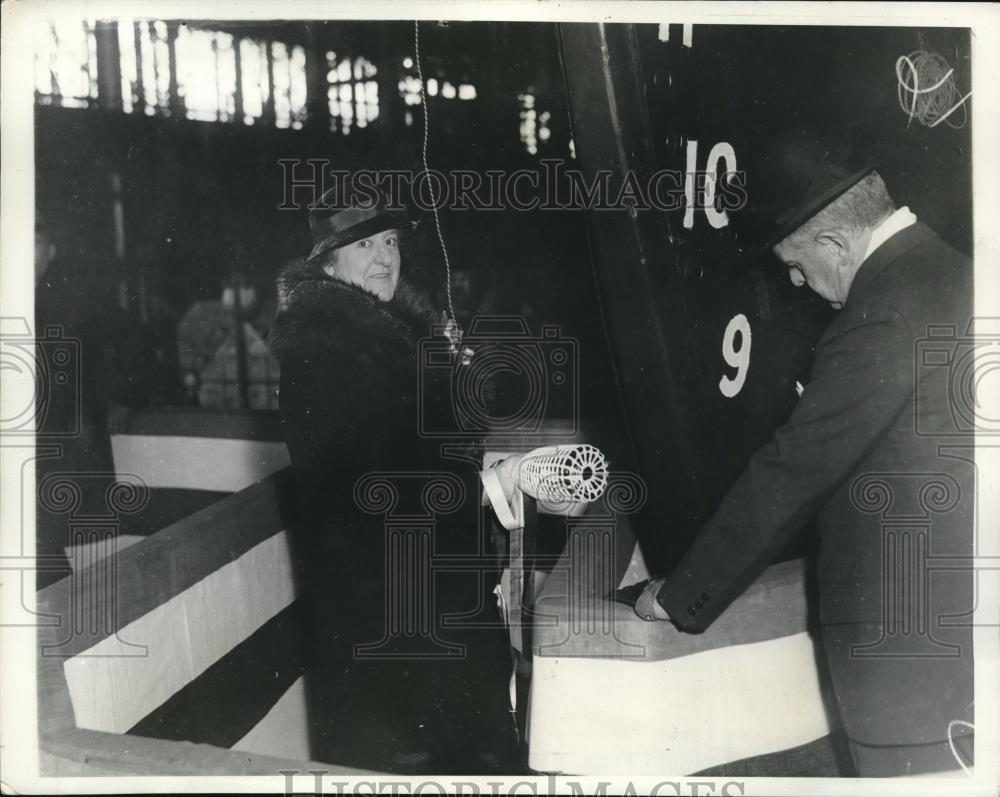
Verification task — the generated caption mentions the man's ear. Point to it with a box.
[814,230,850,264]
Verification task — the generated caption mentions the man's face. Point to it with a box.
[772,237,852,309]
[324,229,400,301]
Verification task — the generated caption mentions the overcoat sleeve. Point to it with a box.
[656,298,918,631]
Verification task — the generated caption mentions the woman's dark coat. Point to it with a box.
[269,261,515,773]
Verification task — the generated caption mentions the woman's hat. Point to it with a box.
[307,177,416,262]
[732,126,878,261]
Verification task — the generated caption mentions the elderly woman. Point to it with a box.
[269,187,518,774]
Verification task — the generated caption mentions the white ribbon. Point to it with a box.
[480,466,523,531]
[481,465,527,716]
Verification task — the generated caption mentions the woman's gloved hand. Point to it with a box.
[490,454,524,504]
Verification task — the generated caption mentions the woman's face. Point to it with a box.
[323,229,401,301]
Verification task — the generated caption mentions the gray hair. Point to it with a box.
[784,171,896,247]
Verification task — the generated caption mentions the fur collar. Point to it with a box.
[269,259,445,360]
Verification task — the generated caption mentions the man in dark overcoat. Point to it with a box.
[633,130,975,777]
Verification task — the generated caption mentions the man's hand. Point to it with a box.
[633,577,671,622]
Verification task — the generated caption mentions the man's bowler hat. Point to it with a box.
[307,177,416,263]
[734,127,878,259]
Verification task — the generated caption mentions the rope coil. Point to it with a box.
[895,50,972,130]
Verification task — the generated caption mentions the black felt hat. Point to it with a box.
[733,127,878,260]
[307,177,416,263]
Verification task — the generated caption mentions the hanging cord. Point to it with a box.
[895,50,972,130]
[414,20,457,325]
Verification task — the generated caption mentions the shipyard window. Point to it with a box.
[33,18,99,108]
[327,54,379,135]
